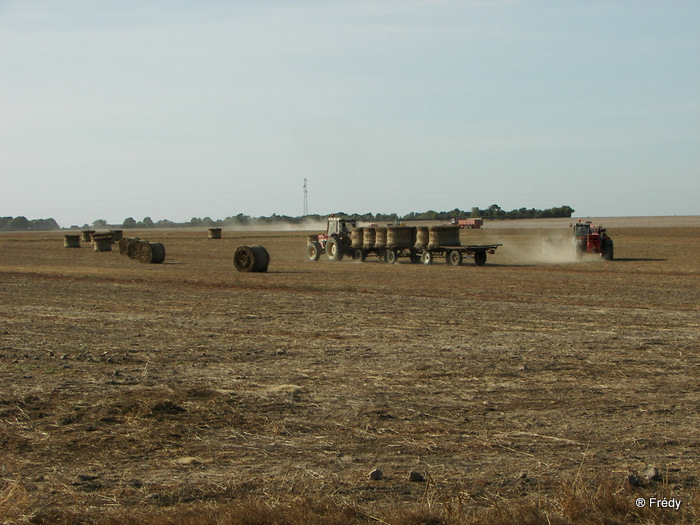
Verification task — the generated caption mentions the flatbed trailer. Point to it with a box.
[375,244,502,266]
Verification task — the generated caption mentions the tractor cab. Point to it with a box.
[572,221,593,238]
[326,216,356,237]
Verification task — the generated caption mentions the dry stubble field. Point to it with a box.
[0,218,699,524]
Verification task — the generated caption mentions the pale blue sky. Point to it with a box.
[1,0,698,227]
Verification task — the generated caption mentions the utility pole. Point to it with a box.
[303,178,308,216]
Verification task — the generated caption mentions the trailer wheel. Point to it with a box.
[421,250,433,265]
[307,241,322,261]
[447,250,462,266]
[325,237,344,261]
[410,253,421,264]
[352,249,366,263]
[386,248,398,264]
[473,250,487,266]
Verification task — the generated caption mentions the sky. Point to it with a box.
[1,0,698,227]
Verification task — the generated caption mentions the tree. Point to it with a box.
[92,219,107,228]
[142,217,154,228]
[122,217,137,228]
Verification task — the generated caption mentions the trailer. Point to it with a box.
[450,218,483,229]
[307,218,502,266]
[382,243,501,266]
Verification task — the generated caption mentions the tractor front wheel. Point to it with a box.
[307,241,322,261]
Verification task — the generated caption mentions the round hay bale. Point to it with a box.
[350,227,364,249]
[81,230,95,242]
[374,227,387,249]
[126,238,146,259]
[91,233,113,252]
[208,228,222,239]
[109,230,123,243]
[118,237,130,255]
[386,226,413,249]
[362,227,376,249]
[138,242,166,264]
[63,234,80,248]
[233,245,269,273]
[414,227,429,249]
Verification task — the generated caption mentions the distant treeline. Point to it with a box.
[0,216,59,231]
[0,204,574,230]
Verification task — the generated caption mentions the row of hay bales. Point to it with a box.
[63,230,124,251]
[118,237,166,264]
[349,225,461,251]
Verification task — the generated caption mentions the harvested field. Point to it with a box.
[0,217,698,524]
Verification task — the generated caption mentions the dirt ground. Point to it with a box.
[0,217,698,522]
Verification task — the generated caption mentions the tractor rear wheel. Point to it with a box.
[307,241,322,261]
[602,240,614,261]
[325,237,344,261]
[421,250,433,265]
[473,250,487,266]
[447,250,462,266]
[386,248,398,264]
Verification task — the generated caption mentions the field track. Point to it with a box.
[0,217,698,523]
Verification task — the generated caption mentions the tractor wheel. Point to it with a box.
[447,250,462,266]
[325,237,344,261]
[421,250,433,265]
[307,241,322,261]
[473,250,487,266]
[385,248,398,264]
[352,249,366,263]
[602,240,614,261]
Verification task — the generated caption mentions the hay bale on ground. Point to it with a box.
[208,228,222,239]
[138,242,166,264]
[428,226,460,249]
[126,238,146,259]
[63,234,80,248]
[386,226,413,249]
[233,245,269,273]
[91,233,113,252]
[81,230,95,242]
[110,230,123,243]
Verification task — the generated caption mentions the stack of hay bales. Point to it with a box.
[414,227,429,250]
[208,228,222,239]
[63,234,81,248]
[91,232,113,252]
[81,230,95,242]
[428,226,460,249]
[374,227,387,250]
[109,230,123,243]
[362,227,376,249]
[233,245,269,272]
[350,227,364,249]
[386,226,414,249]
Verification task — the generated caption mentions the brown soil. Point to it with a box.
[0,218,698,522]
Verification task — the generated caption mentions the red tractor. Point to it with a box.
[307,216,356,261]
[571,220,614,260]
